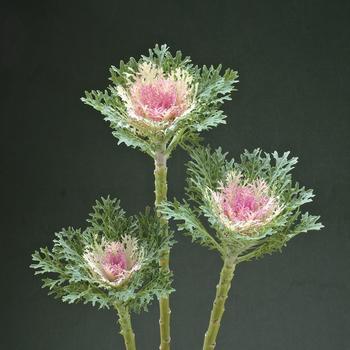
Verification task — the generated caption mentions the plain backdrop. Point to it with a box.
[2,1,350,349]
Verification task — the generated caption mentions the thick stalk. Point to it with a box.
[154,148,171,350]
[202,256,236,350]
[116,305,137,350]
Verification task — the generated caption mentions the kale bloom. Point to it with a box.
[82,44,238,158]
[84,235,143,287]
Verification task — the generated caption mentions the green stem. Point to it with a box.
[116,305,136,350]
[154,147,171,350]
[202,256,236,350]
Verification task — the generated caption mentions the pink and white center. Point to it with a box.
[84,236,141,286]
[220,183,274,223]
[130,77,190,122]
[101,242,128,282]
[212,174,280,233]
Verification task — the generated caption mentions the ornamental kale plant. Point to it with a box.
[161,146,323,350]
[31,44,322,350]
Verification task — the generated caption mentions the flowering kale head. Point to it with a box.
[31,198,174,312]
[161,146,323,261]
[82,44,238,158]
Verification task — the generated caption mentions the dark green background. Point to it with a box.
[3,1,350,349]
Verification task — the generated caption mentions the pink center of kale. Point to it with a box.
[130,77,189,122]
[102,246,128,281]
[221,184,273,223]
[139,82,177,114]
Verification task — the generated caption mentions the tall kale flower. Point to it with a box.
[81,44,237,349]
[82,44,238,158]
[161,146,323,350]
[31,198,174,349]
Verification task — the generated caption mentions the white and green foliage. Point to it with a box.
[81,44,238,158]
[161,146,323,261]
[31,197,174,312]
